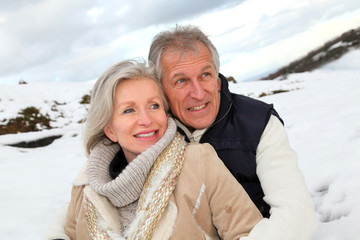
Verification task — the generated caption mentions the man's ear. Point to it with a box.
[217,77,221,92]
[103,125,117,142]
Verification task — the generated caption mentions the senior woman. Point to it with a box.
[56,59,262,239]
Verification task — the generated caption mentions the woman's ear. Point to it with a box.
[103,125,117,142]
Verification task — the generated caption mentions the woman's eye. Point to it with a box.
[123,108,134,114]
[150,103,160,110]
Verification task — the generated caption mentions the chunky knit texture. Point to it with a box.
[87,117,177,208]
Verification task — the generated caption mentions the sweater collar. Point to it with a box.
[213,73,232,125]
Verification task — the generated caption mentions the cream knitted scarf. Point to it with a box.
[128,131,187,240]
[85,117,187,239]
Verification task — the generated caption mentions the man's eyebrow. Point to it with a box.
[171,72,185,81]
[171,65,214,79]
[201,65,213,72]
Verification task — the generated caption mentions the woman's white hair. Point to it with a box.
[83,59,168,156]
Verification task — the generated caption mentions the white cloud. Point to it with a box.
[87,7,104,23]
[0,0,359,84]
[194,0,360,80]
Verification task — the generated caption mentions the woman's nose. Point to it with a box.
[137,110,152,126]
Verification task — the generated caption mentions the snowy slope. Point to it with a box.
[0,49,359,239]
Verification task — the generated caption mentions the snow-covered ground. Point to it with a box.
[0,49,359,239]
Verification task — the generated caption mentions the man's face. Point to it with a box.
[160,42,221,130]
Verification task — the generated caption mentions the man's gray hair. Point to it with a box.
[83,59,168,156]
[148,25,220,83]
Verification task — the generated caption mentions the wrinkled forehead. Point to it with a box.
[161,41,213,65]
[162,45,200,64]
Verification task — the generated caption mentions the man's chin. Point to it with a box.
[186,119,212,131]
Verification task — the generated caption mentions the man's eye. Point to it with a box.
[150,103,160,110]
[202,72,210,77]
[176,79,185,84]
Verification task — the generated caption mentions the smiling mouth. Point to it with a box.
[134,131,157,138]
[188,103,207,111]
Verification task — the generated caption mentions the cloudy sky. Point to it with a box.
[1,0,360,84]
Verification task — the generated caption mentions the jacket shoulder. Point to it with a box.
[73,162,89,186]
[186,143,223,170]
[231,93,283,125]
[218,73,282,124]
[187,142,218,159]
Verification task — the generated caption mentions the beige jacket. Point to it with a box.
[64,142,262,239]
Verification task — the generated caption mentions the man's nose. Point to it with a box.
[189,80,205,100]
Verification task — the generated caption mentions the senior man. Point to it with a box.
[148,25,318,240]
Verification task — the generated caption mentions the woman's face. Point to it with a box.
[104,78,167,163]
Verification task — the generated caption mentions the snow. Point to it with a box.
[1,49,360,239]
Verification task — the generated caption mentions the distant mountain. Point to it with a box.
[261,27,360,80]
